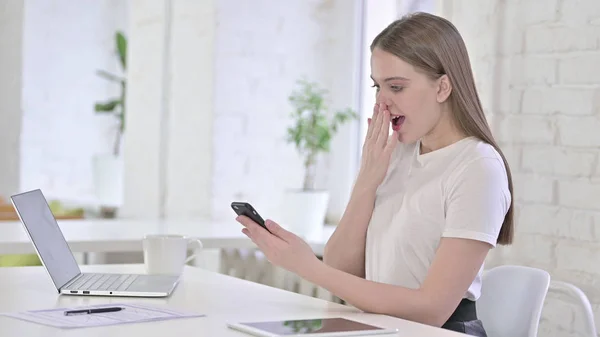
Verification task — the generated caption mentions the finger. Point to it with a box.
[244,218,286,242]
[265,220,295,243]
[373,103,379,119]
[366,103,379,139]
[376,108,391,147]
[242,228,255,242]
[236,215,266,232]
[245,226,285,261]
[379,102,386,115]
[243,228,271,256]
[243,223,268,246]
[384,130,399,156]
[371,105,386,144]
[242,228,260,247]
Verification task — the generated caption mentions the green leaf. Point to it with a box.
[116,31,127,70]
[331,108,357,132]
[94,99,121,113]
[285,78,359,185]
[96,70,124,83]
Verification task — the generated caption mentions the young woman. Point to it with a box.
[236,12,513,336]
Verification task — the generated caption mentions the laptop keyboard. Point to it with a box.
[70,273,139,291]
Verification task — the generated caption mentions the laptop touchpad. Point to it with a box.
[126,275,179,292]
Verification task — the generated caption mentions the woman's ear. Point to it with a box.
[436,74,452,103]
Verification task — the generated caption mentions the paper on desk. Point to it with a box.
[1,303,204,329]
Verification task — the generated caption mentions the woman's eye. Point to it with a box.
[391,86,403,92]
[371,84,380,91]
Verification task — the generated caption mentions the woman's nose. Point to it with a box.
[376,95,393,108]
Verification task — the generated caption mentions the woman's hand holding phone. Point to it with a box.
[232,202,320,277]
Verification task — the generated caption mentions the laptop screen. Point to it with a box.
[11,189,80,290]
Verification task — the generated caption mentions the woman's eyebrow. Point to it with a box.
[383,76,410,82]
[370,75,410,82]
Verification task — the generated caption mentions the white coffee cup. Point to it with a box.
[142,234,203,276]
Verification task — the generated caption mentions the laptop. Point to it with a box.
[10,189,180,297]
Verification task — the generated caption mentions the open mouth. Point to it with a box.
[391,115,405,131]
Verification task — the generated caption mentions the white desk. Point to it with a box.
[0,219,334,256]
[0,264,462,336]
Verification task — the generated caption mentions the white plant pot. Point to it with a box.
[278,190,329,238]
[92,154,123,208]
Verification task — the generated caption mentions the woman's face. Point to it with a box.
[370,47,451,144]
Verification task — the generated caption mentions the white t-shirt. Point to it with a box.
[364,136,511,301]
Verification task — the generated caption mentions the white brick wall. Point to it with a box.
[496,115,556,144]
[517,205,595,241]
[11,0,357,217]
[525,26,600,53]
[446,0,600,335]
[210,0,358,221]
[521,147,596,176]
[19,0,128,203]
[522,88,600,115]
[559,116,600,147]
[0,1,23,198]
[561,0,600,24]
[511,55,557,85]
[560,55,600,85]
[559,181,600,210]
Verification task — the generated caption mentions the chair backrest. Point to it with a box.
[476,265,551,337]
[550,281,597,337]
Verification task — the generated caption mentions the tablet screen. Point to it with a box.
[238,317,387,335]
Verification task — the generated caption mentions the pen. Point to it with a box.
[64,307,124,316]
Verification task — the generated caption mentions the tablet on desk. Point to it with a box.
[227,317,399,337]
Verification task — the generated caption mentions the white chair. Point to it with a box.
[476,265,551,337]
[549,280,597,337]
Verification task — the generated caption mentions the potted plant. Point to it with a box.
[281,79,357,235]
[92,31,127,217]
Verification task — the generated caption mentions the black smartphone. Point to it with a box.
[231,202,269,232]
